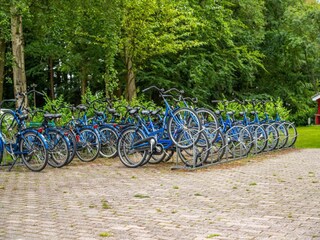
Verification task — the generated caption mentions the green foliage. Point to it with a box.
[213,97,290,121]
[1,0,319,126]
[41,95,72,126]
[111,95,159,118]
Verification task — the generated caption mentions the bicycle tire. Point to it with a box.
[196,108,219,134]
[45,129,70,168]
[262,124,279,151]
[76,128,100,162]
[60,128,77,165]
[226,125,252,158]
[162,149,175,162]
[117,127,148,168]
[245,124,267,154]
[284,122,297,148]
[206,128,226,163]
[19,131,48,172]
[0,111,18,144]
[177,131,209,167]
[167,107,202,149]
[99,126,118,158]
[273,123,288,149]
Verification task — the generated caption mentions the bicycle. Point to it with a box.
[0,96,49,172]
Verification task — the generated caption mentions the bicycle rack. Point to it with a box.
[171,127,251,170]
[169,122,297,171]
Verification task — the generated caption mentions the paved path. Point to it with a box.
[0,149,319,240]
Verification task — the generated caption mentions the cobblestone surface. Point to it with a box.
[0,149,319,240]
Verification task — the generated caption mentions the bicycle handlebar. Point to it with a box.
[0,99,17,108]
[162,94,181,103]
[183,97,197,104]
[234,98,244,104]
[142,86,164,93]
[26,89,45,96]
[212,100,234,104]
[163,88,184,94]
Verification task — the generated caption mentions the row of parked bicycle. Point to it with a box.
[0,86,297,171]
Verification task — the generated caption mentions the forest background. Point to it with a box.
[0,0,320,125]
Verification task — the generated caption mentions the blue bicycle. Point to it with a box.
[0,96,49,171]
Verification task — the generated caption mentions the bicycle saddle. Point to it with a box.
[141,110,150,115]
[44,113,62,120]
[77,104,87,111]
[18,113,28,121]
[227,111,235,116]
[215,110,224,115]
[107,108,116,114]
[151,109,161,115]
[94,110,104,117]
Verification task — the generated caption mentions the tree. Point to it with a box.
[139,0,266,103]
[10,0,28,106]
[0,0,11,101]
[119,0,202,101]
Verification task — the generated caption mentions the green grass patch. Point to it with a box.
[101,199,111,209]
[206,233,220,238]
[134,194,150,199]
[296,126,320,148]
[99,232,113,237]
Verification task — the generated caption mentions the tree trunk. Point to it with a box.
[0,39,5,101]
[125,48,136,101]
[49,57,55,99]
[81,66,87,96]
[81,77,87,96]
[11,6,27,107]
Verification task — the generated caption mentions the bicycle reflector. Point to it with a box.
[93,124,98,129]
[76,135,80,142]
[37,127,44,133]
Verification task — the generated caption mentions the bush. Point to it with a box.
[212,97,290,122]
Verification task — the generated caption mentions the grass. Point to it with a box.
[295,126,320,148]
[101,199,111,209]
[99,232,113,237]
[206,233,221,238]
[134,194,150,199]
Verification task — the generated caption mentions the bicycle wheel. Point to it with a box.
[273,123,288,149]
[196,108,219,136]
[117,128,148,168]
[177,131,209,167]
[0,138,4,164]
[284,122,297,148]
[162,149,175,162]
[245,124,267,154]
[19,131,48,172]
[262,124,279,151]
[226,125,252,158]
[76,128,100,162]
[148,144,166,164]
[0,111,18,144]
[60,128,77,165]
[167,107,201,149]
[206,129,226,163]
[45,129,70,168]
[99,126,118,158]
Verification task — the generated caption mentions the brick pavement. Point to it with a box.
[0,149,319,240]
